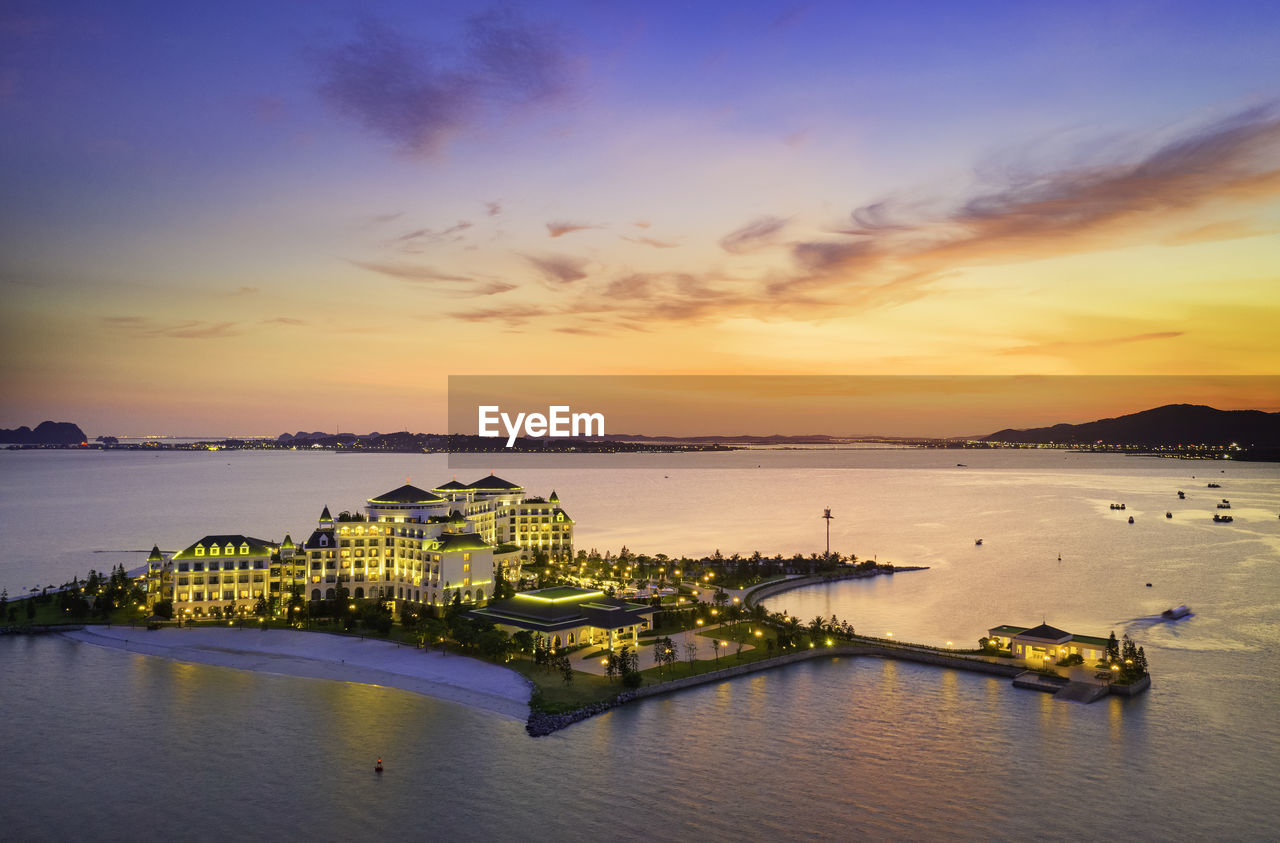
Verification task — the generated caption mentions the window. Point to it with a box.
[178,563,189,572]
[195,545,204,556]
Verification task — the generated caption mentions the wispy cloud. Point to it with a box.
[1002,331,1184,356]
[450,304,555,326]
[484,201,503,216]
[388,220,472,252]
[103,317,241,340]
[348,259,473,283]
[526,253,588,284]
[546,220,602,238]
[261,317,308,327]
[315,10,571,155]
[719,215,789,253]
[621,234,679,248]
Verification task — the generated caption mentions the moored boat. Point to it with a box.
[1162,605,1190,620]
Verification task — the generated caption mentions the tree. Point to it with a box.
[422,616,449,652]
[26,597,36,621]
[683,639,698,671]
[477,625,510,660]
[555,652,574,685]
[253,597,269,618]
[1106,631,1120,663]
[511,630,535,655]
[0,588,7,619]
[153,599,174,620]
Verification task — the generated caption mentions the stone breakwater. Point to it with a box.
[526,693,639,736]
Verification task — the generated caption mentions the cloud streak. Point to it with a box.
[526,253,588,284]
[546,220,602,238]
[103,317,241,340]
[719,215,789,253]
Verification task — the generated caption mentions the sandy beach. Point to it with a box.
[62,626,533,719]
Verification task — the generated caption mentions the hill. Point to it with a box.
[0,421,88,445]
[984,404,1280,447]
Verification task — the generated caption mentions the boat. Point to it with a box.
[974,538,983,546]
[375,758,384,773]
[1177,491,1185,499]
[1128,516,1134,524]
[1213,514,1233,523]
[1208,483,1221,488]
[1217,501,1231,509]
[1162,605,1190,620]
[1166,511,1173,519]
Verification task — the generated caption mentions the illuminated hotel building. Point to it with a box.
[301,475,573,608]
[157,475,570,617]
[169,534,304,618]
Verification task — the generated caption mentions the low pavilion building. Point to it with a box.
[988,623,1111,665]
[471,586,655,650]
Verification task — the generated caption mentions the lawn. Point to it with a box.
[506,658,625,713]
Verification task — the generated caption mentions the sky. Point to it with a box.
[2,1,1279,437]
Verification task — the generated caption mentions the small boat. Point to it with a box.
[1161,605,1190,620]
[375,757,384,773]
[974,538,983,546]
[1145,582,1152,587]
[1166,511,1173,519]
[1217,502,1231,509]
[1213,514,1233,523]
[956,463,966,467]
[1208,483,1221,488]
[1121,503,1126,510]
[1177,491,1185,499]
[1128,516,1134,524]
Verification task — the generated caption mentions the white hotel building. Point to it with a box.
[164,475,573,618]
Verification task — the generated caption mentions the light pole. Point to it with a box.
[822,508,834,558]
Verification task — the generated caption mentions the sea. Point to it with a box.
[1,448,1278,841]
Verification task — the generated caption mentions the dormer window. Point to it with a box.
[319,535,329,547]
[224,543,235,555]
[195,545,204,556]
[239,544,249,555]
[210,545,219,556]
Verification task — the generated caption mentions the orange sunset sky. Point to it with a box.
[2,2,1278,437]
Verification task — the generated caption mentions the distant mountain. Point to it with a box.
[984,404,1280,447]
[0,421,87,445]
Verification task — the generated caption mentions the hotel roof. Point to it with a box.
[436,532,492,552]
[471,587,654,632]
[467,474,523,491]
[1017,623,1072,641]
[369,484,445,504]
[173,535,276,560]
[432,479,470,491]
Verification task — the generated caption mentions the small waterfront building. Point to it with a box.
[471,586,655,651]
[988,623,1111,664]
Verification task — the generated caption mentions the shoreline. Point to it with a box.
[61,626,532,720]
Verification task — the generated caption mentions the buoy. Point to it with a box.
[375,757,383,773]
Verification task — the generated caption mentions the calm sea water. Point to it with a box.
[1,450,1278,840]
